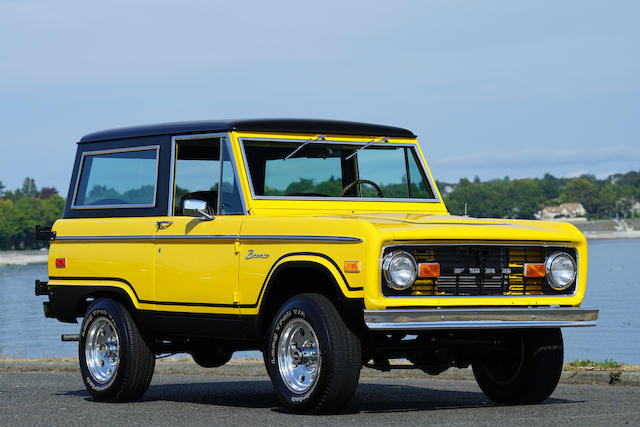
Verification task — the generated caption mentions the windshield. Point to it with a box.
[242,140,435,199]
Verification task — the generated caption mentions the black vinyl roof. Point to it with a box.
[78,118,416,143]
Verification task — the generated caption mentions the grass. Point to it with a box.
[569,358,622,369]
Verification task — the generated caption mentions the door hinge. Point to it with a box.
[234,241,240,254]
[233,291,240,304]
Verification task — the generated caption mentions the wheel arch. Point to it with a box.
[49,284,138,322]
[256,258,365,337]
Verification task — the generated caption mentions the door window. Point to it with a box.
[173,137,244,215]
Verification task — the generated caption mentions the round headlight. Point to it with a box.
[545,252,576,290]
[382,251,417,290]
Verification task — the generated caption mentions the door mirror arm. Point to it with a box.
[197,209,215,221]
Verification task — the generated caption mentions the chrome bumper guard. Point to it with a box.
[364,307,599,330]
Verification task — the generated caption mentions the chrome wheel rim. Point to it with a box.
[277,318,321,394]
[85,316,119,384]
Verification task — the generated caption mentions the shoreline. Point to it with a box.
[582,232,640,240]
[0,249,48,266]
[1,358,638,386]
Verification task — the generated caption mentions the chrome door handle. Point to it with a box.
[156,221,173,230]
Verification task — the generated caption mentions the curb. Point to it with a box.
[1,359,638,387]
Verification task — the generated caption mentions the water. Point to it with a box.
[1,239,638,363]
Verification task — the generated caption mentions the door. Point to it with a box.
[153,135,245,314]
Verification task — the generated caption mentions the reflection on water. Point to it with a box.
[1,239,638,363]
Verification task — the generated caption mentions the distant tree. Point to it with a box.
[20,177,38,198]
[540,173,561,200]
[562,178,599,214]
[37,187,58,200]
[506,179,545,219]
[0,180,5,197]
[0,178,65,249]
[445,180,507,218]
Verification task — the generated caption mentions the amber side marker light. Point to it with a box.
[419,263,440,277]
[344,261,360,273]
[524,263,546,277]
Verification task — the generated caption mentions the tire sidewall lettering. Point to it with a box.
[268,302,323,404]
[80,304,121,392]
[269,308,310,366]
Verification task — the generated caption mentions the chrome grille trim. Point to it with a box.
[381,243,579,299]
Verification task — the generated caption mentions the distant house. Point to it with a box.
[633,201,640,216]
[442,185,455,196]
[536,203,587,220]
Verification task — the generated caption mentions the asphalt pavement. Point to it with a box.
[1,371,639,426]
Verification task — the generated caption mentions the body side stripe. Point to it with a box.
[48,252,363,311]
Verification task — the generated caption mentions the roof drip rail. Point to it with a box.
[345,137,390,160]
[284,135,326,160]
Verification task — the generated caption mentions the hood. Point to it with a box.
[322,213,581,243]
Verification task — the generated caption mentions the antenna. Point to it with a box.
[464,203,468,217]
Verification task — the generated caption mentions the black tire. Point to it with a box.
[79,298,155,402]
[265,293,361,413]
[472,329,564,404]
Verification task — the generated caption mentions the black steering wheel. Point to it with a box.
[338,179,384,198]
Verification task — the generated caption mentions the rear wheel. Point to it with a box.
[472,329,563,404]
[265,293,361,413]
[79,298,155,401]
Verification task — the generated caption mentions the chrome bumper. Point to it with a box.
[364,307,599,330]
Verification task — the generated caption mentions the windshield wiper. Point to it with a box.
[285,135,326,160]
[345,137,389,160]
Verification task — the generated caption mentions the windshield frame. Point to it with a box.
[238,136,441,203]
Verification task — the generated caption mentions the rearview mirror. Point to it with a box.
[183,199,213,221]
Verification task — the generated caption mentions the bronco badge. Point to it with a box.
[245,249,269,260]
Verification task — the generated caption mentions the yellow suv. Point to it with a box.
[36,119,598,413]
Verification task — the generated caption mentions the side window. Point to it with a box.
[219,141,244,214]
[74,147,158,208]
[172,137,244,216]
[173,138,221,216]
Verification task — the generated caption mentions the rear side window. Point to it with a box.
[73,146,159,208]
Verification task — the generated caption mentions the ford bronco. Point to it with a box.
[35,119,598,413]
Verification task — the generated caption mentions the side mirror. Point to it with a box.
[183,199,214,221]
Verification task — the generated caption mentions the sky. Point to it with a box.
[1,0,639,194]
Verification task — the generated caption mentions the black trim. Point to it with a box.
[79,119,416,143]
[35,280,50,296]
[255,252,363,304]
[35,225,56,241]
[63,135,171,219]
[136,310,261,340]
[46,283,261,339]
[50,276,141,299]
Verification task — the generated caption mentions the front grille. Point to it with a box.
[382,245,577,297]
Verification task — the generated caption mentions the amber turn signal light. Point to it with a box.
[344,261,360,273]
[418,263,440,277]
[524,263,546,277]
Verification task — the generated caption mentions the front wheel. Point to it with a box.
[79,298,155,401]
[472,329,564,404]
[265,293,361,413]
